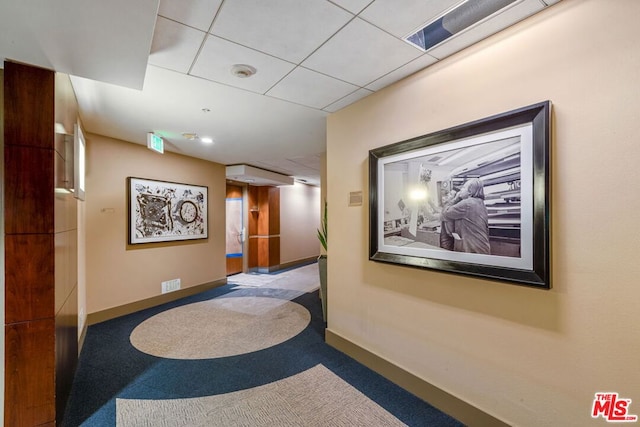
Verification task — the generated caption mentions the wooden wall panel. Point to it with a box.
[4,234,55,323]
[257,187,270,236]
[269,236,280,268]
[226,257,243,275]
[226,184,242,199]
[246,186,281,271]
[256,236,280,270]
[257,237,268,268]
[248,236,258,269]
[247,186,258,236]
[247,186,259,270]
[3,62,54,149]
[268,187,280,235]
[4,145,55,234]
[4,319,56,427]
[4,61,78,426]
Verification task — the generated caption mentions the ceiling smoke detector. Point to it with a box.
[230,64,257,78]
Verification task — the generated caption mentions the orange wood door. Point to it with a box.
[226,184,244,275]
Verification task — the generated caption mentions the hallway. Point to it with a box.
[64,264,462,426]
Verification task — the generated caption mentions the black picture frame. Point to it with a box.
[128,177,208,244]
[369,101,551,288]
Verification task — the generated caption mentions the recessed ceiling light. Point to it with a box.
[230,64,257,78]
[201,137,213,144]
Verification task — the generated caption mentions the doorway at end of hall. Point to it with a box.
[226,183,245,276]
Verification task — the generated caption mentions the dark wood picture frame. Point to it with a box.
[369,101,551,288]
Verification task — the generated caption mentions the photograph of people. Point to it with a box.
[440,178,491,254]
[439,189,457,251]
[381,136,523,259]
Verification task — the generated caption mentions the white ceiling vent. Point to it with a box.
[226,164,294,186]
[404,0,547,60]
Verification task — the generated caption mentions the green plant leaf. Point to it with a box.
[317,200,327,251]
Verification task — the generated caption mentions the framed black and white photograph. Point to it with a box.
[369,101,551,288]
[128,177,208,244]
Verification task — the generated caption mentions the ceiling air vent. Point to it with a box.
[405,0,518,51]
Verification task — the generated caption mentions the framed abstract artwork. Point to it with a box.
[128,177,208,244]
[369,101,551,288]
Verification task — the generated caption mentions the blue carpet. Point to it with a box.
[63,283,464,426]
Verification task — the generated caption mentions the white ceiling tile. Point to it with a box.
[254,157,319,175]
[210,0,353,63]
[255,154,323,174]
[365,53,438,91]
[251,157,321,185]
[360,0,460,38]
[323,88,373,112]
[10,0,558,188]
[267,67,359,109]
[289,154,323,169]
[427,0,544,60]
[158,0,222,31]
[71,66,329,166]
[0,0,158,89]
[329,0,374,15]
[191,36,296,94]
[149,17,205,74]
[252,159,296,174]
[302,18,422,87]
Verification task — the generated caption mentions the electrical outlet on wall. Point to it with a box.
[161,278,181,294]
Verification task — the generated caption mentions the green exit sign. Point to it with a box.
[147,132,164,154]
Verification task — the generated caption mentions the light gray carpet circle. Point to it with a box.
[130,297,310,359]
[117,364,407,426]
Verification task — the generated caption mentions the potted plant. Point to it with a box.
[317,201,328,322]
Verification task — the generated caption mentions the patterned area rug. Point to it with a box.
[117,364,406,427]
[130,297,311,359]
[65,263,463,426]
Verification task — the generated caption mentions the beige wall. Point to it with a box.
[320,152,327,254]
[326,1,640,426]
[85,134,226,314]
[280,183,321,264]
[0,67,5,426]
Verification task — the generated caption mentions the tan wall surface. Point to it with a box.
[326,1,640,426]
[0,67,5,427]
[85,134,226,314]
[280,183,321,264]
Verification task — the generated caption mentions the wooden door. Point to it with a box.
[226,184,244,275]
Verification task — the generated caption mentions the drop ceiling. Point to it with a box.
[0,0,561,186]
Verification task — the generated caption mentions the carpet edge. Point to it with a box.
[325,328,510,427]
[86,278,228,326]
